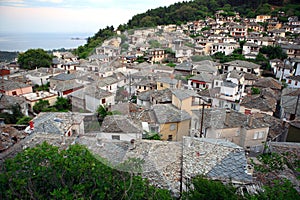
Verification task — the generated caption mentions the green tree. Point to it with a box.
[183,176,240,200]
[33,99,50,113]
[16,116,32,125]
[0,104,24,124]
[54,97,71,111]
[259,45,287,60]
[18,48,52,70]
[0,142,172,199]
[251,87,261,95]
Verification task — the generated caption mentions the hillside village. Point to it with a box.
[1,11,300,195]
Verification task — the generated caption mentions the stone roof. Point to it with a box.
[244,72,259,81]
[156,77,178,85]
[189,72,214,83]
[183,137,252,183]
[281,88,300,116]
[223,80,238,88]
[287,75,300,81]
[193,60,218,73]
[137,90,152,101]
[193,108,269,130]
[198,87,220,98]
[175,62,193,71]
[151,88,172,103]
[153,104,191,124]
[100,115,142,134]
[0,94,26,110]
[170,89,199,101]
[32,112,84,135]
[77,136,252,196]
[51,73,76,81]
[240,95,277,113]
[223,60,260,69]
[72,85,113,99]
[52,81,83,92]
[253,77,282,90]
[1,80,31,91]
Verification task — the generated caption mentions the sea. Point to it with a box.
[0,32,92,52]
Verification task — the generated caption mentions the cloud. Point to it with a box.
[38,0,63,3]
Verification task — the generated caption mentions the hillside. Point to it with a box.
[74,0,300,58]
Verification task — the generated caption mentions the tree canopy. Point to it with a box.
[0,142,172,199]
[17,49,52,70]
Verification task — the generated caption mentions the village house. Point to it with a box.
[220,60,261,75]
[0,79,33,96]
[147,48,167,63]
[255,15,271,23]
[98,115,143,141]
[191,108,269,153]
[211,42,238,55]
[22,91,58,113]
[286,75,300,88]
[253,77,282,100]
[32,112,84,136]
[281,44,300,58]
[174,62,193,76]
[192,60,219,75]
[152,104,191,141]
[49,73,84,97]
[280,88,300,121]
[70,84,115,113]
[188,72,214,91]
[229,25,247,38]
[170,89,203,115]
[0,93,28,116]
[25,67,64,86]
[239,94,277,116]
[156,77,181,91]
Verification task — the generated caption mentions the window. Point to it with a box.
[112,135,120,140]
[12,91,17,95]
[144,86,146,90]
[288,79,292,84]
[101,98,106,104]
[253,131,265,139]
[168,135,173,141]
[160,83,163,87]
[170,124,177,131]
[296,81,298,86]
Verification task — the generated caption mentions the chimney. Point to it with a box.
[247,115,253,127]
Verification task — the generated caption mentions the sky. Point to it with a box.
[0,0,187,34]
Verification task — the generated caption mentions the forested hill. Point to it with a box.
[74,0,300,58]
[120,0,300,29]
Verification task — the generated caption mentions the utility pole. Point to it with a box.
[294,94,300,120]
[200,102,205,138]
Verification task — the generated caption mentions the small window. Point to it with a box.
[296,81,298,86]
[112,135,120,140]
[170,124,177,131]
[101,98,106,104]
[160,83,163,87]
[12,91,17,95]
[168,135,173,141]
[144,86,146,90]
[288,79,292,84]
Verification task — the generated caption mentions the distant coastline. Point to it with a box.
[0,32,92,52]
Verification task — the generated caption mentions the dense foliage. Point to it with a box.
[33,97,72,113]
[0,142,172,199]
[0,104,24,124]
[73,26,116,59]
[17,49,52,70]
[119,0,300,29]
[183,176,240,200]
[0,51,19,62]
